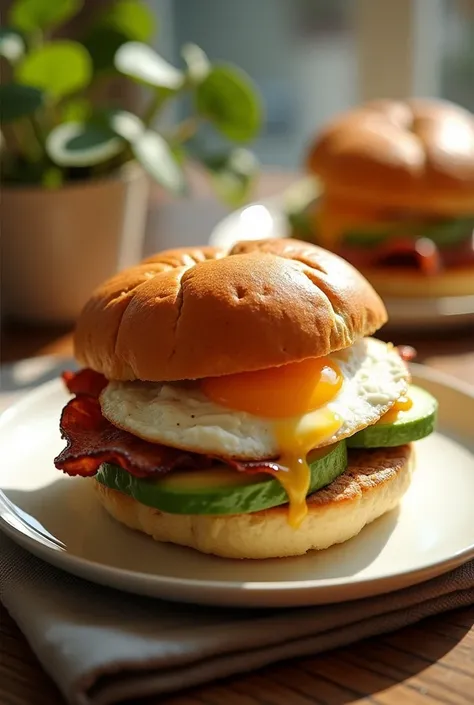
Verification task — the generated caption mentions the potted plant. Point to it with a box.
[0,0,262,324]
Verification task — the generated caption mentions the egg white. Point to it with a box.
[100,338,409,460]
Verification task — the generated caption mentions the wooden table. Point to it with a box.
[1,323,473,705]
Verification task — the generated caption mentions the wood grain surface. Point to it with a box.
[1,591,473,705]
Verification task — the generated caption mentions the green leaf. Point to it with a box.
[202,148,259,207]
[46,121,124,166]
[84,1,155,73]
[84,27,128,73]
[196,64,262,142]
[101,108,144,141]
[0,83,44,122]
[60,97,92,123]
[131,130,186,195]
[16,41,92,99]
[0,28,25,63]
[181,43,210,84]
[101,0,155,42]
[9,0,82,33]
[115,41,183,89]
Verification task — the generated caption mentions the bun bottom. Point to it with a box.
[360,267,474,299]
[93,446,413,559]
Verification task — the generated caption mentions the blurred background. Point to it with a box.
[162,0,474,167]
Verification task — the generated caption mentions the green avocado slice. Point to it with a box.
[342,216,474,249]
[96,441,347,516]
[347,385,437,449]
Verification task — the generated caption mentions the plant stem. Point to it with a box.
[12,121,40,162]
[0,126,15,154]
[29,114,46,150]
[171,117,199,144]
[142,90,171,127]
[11,122,30,157]
[121,143,134,164]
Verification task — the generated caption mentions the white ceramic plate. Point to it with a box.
[0,364,473,608]
[209,198,474,330]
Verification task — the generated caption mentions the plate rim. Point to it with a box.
[0,363,473,605]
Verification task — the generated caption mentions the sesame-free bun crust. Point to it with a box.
[307,99,474,215]
[93,445,412,559]
[74,238,387,381]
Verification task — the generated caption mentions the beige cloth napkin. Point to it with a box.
[1,532,473,705]
[1,358,474,705]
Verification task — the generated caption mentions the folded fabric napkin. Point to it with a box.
[1,532,473,705]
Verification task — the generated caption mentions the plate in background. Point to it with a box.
[0,364,473,608]
[209,197,474,330]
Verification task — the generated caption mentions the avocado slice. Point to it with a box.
[96,441,347,516]
[343,216,474,249]
[347,385,437,449]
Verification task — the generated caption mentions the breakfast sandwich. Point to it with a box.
[54,238,437,559]
[297,98,474,299]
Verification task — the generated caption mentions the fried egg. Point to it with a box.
[100,337,409,526]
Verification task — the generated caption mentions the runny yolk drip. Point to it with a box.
[201,358,344,528]
[272,410,343,527]
[381,395,413,424]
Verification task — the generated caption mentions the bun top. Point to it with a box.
[74,238,387,381]
[307,99,474,214]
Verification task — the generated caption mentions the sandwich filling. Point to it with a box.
[292,196,474,274]
[55,339,437,528]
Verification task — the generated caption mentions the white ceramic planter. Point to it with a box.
[1,162,149,324]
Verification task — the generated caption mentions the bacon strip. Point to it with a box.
[54,396,215,478]
[55,386,284,480]
[374,237,442,275]
[62,369,108,398]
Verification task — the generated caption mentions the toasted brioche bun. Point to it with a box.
[360,266,474,299]
[307,99,474,216]
[74,238,387,382]
[93,445,412,559]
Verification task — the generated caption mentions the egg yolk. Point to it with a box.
[381,395,413,424]
[201,358,342,418]
[273,410,343,526]
[202,358,344,528]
